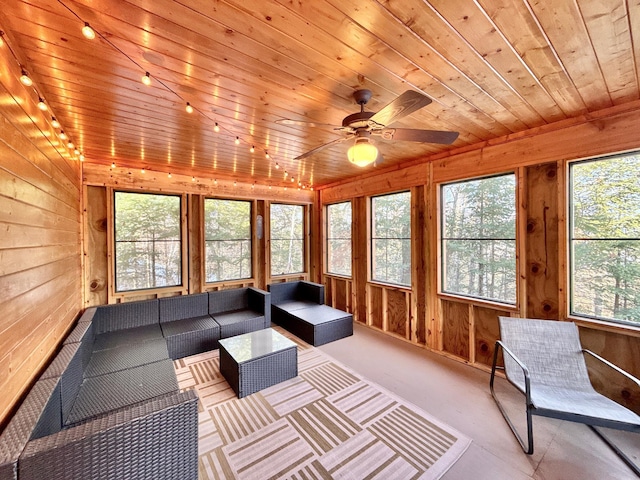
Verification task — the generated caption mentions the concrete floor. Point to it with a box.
[318,323,640,480]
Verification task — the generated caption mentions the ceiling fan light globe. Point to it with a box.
[347,140,378,167]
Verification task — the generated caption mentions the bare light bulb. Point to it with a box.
[265,151,270,159]
[141,168,145,174]
[79,154,85,162]
[20,69,32,86]
[59,130,67,140]
[250,145,255,153]
[51,117,60,128]
[82,23,96,40]
[168,172,172,178]
[275,162,280,169]
[235,137,240,145]
[141,72,151,86]
[111,162,116,168]
[67,141,74,149]
[214,123,220,133]
[185,102,193,114]
[37,98,47,111]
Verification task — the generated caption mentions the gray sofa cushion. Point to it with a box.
[159,293,208,323]
[84,339,170,378]
[209,289,249,315]
[66,360,178,426]
[93,299,159,334]
[93,324,163,351]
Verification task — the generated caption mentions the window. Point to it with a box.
[326,202,352,276]
[114,191,182,292]
[371,191,411,286]
[204,199,252,282]
[570,154,640,325]
[270,203,304,275]
[441,174,516,304]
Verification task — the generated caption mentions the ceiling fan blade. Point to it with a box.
[379,128,459,144]
[294,136,349,160]
[276,118,342,129]
[368,90,432,127]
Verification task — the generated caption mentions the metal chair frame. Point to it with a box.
[490,334,640,477]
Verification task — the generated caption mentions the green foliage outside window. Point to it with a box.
[326,202,352,276]
[371,191,411,286]
[204,199,252,282]
[441,174,516,304]
[114,192,182,291]
[571,154,640,324]
[271,203,304,275]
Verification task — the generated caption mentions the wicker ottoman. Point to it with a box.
[274,304,353,346]
[219,329,298,398]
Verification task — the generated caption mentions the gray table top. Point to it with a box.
[218,328,296,363]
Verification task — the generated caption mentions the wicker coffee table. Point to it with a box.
[218,328,298,398]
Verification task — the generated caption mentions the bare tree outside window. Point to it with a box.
[271,203,304,275]
[204,199,252,282]
[371,191,411,286]
[326,202,352,276]
[114,192,182,291]
[441,174,516,304]
[571,154,640,325]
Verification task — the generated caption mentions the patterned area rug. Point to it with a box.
[174,328,471,480]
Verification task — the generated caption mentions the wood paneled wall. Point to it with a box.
[319,101,640,413]
[0,47,82,426]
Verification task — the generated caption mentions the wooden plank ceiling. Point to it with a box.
[1,0,638,188]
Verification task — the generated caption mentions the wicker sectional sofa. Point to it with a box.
[268,281,353,346]
[0,287,270,480]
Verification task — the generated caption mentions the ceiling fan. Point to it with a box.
[277,89,459,167]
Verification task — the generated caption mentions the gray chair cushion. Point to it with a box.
[209,289,249,315]
[93,299,159,334]
[84,339,170,378]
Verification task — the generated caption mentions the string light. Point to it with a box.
[284,170,288,178]
[191,176,196,182]
[291,177,295,182]
[265,151,270,159]
[233,181,237,187]
[59,130,67,140]
[275,162,280,169]
[20,68,32,86]
[0,31,4,48]
[81,22,96,40]
[141,72,151,86]
[74,148,80,155]
[67,141,74,149]
[51,116,60,128]
[111,162,116,168]
[214,179,218,185]
[37,97,47,111]
[250,145,255,153]
[79,154,85,162]
[168,172,172,178]
[214,123,220,133]
[185,102,193,114]
[235,137,240,145]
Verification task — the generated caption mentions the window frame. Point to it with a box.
[325,201,353,278]
[203,197,254,284]
[111,189,187,296]
[568,152,640,327]
[269,202,308,278]
[438,172,518,306]
[369,190,412,288]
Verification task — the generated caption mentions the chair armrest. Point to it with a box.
[493,341,532,404]
[248,287,271,325]
[582,349,640,389]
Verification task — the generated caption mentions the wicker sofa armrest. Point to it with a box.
[247,287,271,326]
[19,390,199,480]
[299,281,325,305]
